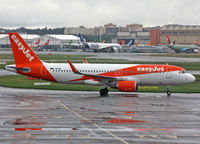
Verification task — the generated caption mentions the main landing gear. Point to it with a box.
[100,88,109,97]
[167,87,171,97]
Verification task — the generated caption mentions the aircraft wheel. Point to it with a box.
[167,91,171,97]
[167,87,171,97]
[100,88,109,97]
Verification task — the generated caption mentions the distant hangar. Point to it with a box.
[0,33,81,51]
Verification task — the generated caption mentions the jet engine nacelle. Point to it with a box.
[111,47,119,53]
[117,81,138,92]
[106,47,119,53]
[193,49,199,53]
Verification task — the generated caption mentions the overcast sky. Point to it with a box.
[0,0,200,29]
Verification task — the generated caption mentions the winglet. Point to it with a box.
[68,60,78,73]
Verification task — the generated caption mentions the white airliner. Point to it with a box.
[79,34,121,53]
[5,33,195,96]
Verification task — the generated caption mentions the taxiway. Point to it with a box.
[0,87,200,144]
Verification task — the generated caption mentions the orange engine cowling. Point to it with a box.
[118,81,138,92]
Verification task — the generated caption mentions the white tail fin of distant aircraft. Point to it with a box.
[127,40,133,47]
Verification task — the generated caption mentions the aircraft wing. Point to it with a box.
[68,60,116,80]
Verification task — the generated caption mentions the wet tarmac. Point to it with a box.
[0,86,200,144]
[0,69,18,76]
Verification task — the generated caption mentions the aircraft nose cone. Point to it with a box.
[189,74,196,83]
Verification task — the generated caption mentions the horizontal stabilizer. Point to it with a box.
[5,65,31,73]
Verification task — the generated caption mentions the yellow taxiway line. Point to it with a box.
[57,99,129,144]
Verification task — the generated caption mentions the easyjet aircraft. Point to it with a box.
[5,33,196,97]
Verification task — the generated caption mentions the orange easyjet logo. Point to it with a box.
[11,35,34,62]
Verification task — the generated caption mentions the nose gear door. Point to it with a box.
[166,67,172,79]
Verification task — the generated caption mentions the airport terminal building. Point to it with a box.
[150,25,200,45]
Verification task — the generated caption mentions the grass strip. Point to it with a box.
[0,75,199,93]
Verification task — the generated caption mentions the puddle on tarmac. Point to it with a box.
[118,111,136,116]
[106,111,150,124]
[106,118,148,124]
[135,128,174,131]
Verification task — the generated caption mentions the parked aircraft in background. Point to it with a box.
[34,39,50,51]
[5,33,196,97]
[196,40,200,46]
[122,40,126,45]
[44,40,49,45]
[34,39,40,45]
[118,40,126,45]
[130,40,165,53]
[67,40,72,46]
[79,34,121,53]
[127,40,133,47]
[119,40,133,47]
[134,40,151,47]
[118,40,122,45]
[136,40,140,46]
[166,35,199,53]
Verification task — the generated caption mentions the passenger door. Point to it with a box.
[115,70,122,76]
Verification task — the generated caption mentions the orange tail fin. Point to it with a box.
[9,33,41,66]
[8,33,56,82]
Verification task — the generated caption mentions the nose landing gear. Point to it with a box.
[100,88,109,97]
[167,87,171,97]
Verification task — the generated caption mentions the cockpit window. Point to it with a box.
[179,70,186,74]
